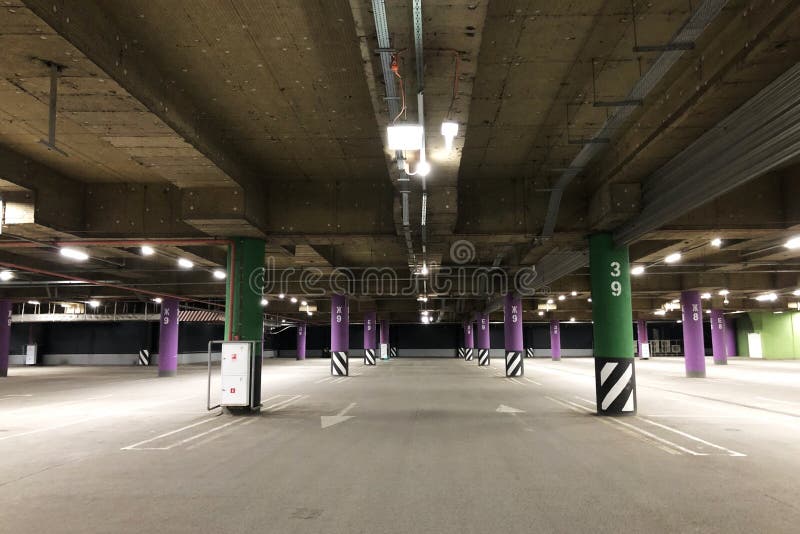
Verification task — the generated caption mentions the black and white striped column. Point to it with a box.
[526,348,534,358]
[595,358,636,414]
[457,347,465,359]
[503,293,524,377]
[364,349,376,365]
[330,294,349,376]
[477,313,491,366]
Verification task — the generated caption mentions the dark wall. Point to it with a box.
[10,321,223,355]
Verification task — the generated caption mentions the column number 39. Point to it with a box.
[610,261,622,297]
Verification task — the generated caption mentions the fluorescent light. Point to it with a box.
[141,245,155,256]
[387,124,424,151]
[177,258,194,269]
[705,310,711,314]
[538,311,544,316]
[0,270,13,281]
[88,300,100,308]
[60,247,89,261]
[724,298,730,305]
[416,160,431,177]
[290,297,298,304]
[301,300,308,306]
[421,315,430,324]
[784,236,800,249]
[441,121,458,151]
[212,269,226,280]
[570,291,577,296]
[307,310,313,316]
[793,289,800,297]
[420,263,429,276]
[153,297,163,304]
[417,295,428,302]
[654,310,666,316]
[774,311,784,314]
[260,298,268,306]
[278,293,285,299]
[27,300,40,305]
[421,310,429,316]
[671,299,680,304]
[558,295,565,301]
[631,265,645,276]
[718,289,729,296]
[710,238,722,247]
[664,252,681,264]
[569,317,576,322]
[754,293,778,302]
[587,297,592,303]
[546,299,554,305]
[677,320,682,324]
[701,292,711,299]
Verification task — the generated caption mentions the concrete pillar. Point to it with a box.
[724,317,738,357]
[296,322,306,360]
[636,319,649,359]
[549,320,561,361]
[224,237,266,403]
[463,322,474,361]
[680,290,706,377]
[710,309,727,365]
[503,293,523,377]
[589,233,636,415]
[379,318,390,359]
[363,311,376,365]
[477,313,490,366]
[331,294,349,375]
[0,301,11,377]
[158,297,179,377]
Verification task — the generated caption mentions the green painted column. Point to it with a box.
[589,233,636,415]
[224,237,265,406]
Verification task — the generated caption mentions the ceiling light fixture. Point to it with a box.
[701,292,711,299]
[260,298,268,306]
[631,265,645,276]
[569,317,576,322]
[387,124,424,151]
[290,297,298,304]
[754,293,778,302]
[784,236,800,249]
[301,300,308,306]
[710,238,722,247]
[212,269,226,280]
[654,310,666,316]
[587,297,592,303]
[141,245,155,256]
[278,293,285,299]
[718,289,729,296]
[153,297,163,304]
[60,247,89,261]
[547,299,554,305]
[415,159,431,177]
[664,252,681,264]
[177,258,194,269]
[27,300,40,305]
[724,298,730,305]
[88,300,100,308]
[558,295,565,301]
[538,311,544,316]
[420,263,429,276]
[793,289,800,297]
[307,310,313,316]
[0,270,13,281]
[441,121,458,151]
[570,291,577,296]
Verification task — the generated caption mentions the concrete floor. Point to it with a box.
[1,357,800,533]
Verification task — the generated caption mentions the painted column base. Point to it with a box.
[505,351,523,377]
[331,351,349,376]
[364,349,376,365]
[714,359,728,365]
[525,348,534,358]
[390,347,397,358]
[296,356,306,361]
[686,369,706,378]
[464,348,474,361]
[158,369,177,377]
[478,349,490,366]
[552,355,561,362]
[0,369,8,377]
[457,348,465,358]
[594,357,636,415]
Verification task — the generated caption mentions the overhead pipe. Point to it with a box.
[540,0,729,238]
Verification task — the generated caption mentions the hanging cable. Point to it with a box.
[391,54,407,123]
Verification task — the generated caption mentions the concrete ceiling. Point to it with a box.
[0,0,799,324]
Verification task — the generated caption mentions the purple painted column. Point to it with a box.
[636,319,649,359]
[680,290,706,377]
[158,297,179,377]
[724,317,738,357]
[477,313,491,366]
[550,320,561,361]
[296,322,307,360]
[0,301,11,377]
[363,311,376,365]
[503,293,523,376]
[709,309,727,365]
[330,294,349,375]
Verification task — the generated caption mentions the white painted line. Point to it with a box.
[755,396,800,407]
[637,417,747,457]
[321,402,356,429]
[4,394,113,415]
[524,378,542,386]
[545,396,702,456]
[508,377,525,386]
[0,416,101,443]
[331,377,348,384]
[264,395,305,412]
[121,418,218,450]
[574,396,595,406]
[314,377,334,384]
[163,419,248,449]
[186,418,257,450]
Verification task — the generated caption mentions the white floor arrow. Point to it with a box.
[321,402,357,429]
[496,404,525,414]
